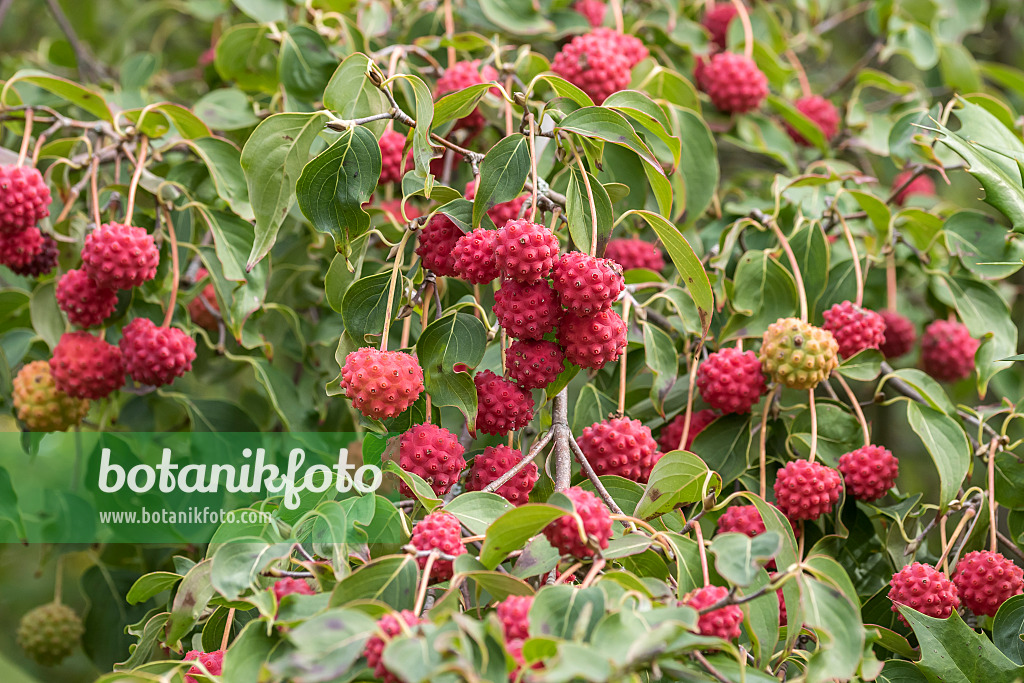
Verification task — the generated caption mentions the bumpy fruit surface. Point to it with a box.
[888,562,959,625]
[759,318,839,390]
[399,423,466,496]
[684,585,743,639]
[13,361,90,432]
[466,445,538,505]
[497,595,533,641]
[822,301,885,358]
[17,603,83,667]
[552,252,624,316]
[657,408,718,452]
[558,308,627,370]
[0,165,51,233]
[416,214,465,277]
[697,347,767,414]
[543,486,613,558]
[603,237,664,272]
[773,459,842,521]
[952,551,1024,617]
[786,95,841,145]
[464,179,527,228]
[493,280,560,340]
[594,28,649,66]
[378,129,410,185]
[838,445,899,501]
[82,222,159,290]
[50,331,125,399]
[703,2,738,48]
[184,650,224,683]
[892,170,936,206]
[411,511,466,581]
[716,505,767,537]
[452,228,500,284]
[702,52,768,114]
[56,269,118,328]
[551,31,632,103]
[434,60,498,130]
[574,0,606,27]
[475,369,534,435]
[187,268,220,331]
[921,319,978,383]
[494,219,560,284]
[273,577,315,600]
[0,226,43,271]
[341,348,424,420]
[8,232,58,277]
[363,611,423,683]
[879,311,916,359]
[505,339,565,390]
[579,416,660,482]
[120,318,196,387]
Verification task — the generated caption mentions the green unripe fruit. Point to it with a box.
[759,318,839,390]
[12,361,90,431]
[17,602,84,666]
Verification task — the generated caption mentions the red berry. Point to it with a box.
[399,423,466,496]
[542,486,613,558]
[557,308,627,370]
[822,301,885,358]
[493,279,560,340]
[702,52,768,114]
[378,129,411,185]
[505,339,565,390]
[363,610,423,683]
[187,268,220,331]
[119,318,196,387]
[921,319,978,383]
[703,2,738,48]
[657,408,718,452]
[416,214,465,277]
[552,252,624,316]
[551,31,633,104]
[435,60,499,131]
[952,551,1024,617]
[184,650,224,683]
[411,510,466,581]
[579,416,660,482]
[81,223,159,290]
[716,505,767,537]
[603,237,664,272]
[776,582,787,625]
[838,445,899,502]
[475,369,534,435]
[892,171,936,206]
[497,594,533,641]
[50,331,125,399]
[773,459,843,521]
[697,348,767,414]
[888,562,959,626]
[272,577,315,600]
[56,269,118,328]
[0,226,44,271]
[452,228,500,284]
[683,585,743,639]
[340,348,424,420]
[879,311,916,359]
[464,179,527,228]
[786,95,841,146]
[0,165,51,233]
[574,0,606,27]
[465,444,538,506]
[7,232,58,277]
[494,219,560,284]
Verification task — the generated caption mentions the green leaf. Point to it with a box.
[383,461,442,511]
[530,585,605,640]
[330,555,419,610]
[189,137,254,220]
[165,559,216,643]
[642,322,678,415]
[945,210,1024,279]
[194,88,260,131]
[721,249,799,339]
[473,134,530,228]
[940,274,1017,393]
[880,368,956,415]
[906,402,971,512]
[231,0,286,22]
[390,74,436,194]
[324,53,390,138]
[240,111,328,269]
[603,90,682,169]
[3,69,113,121]
[566,168,614,254]
[767,94,828,152]
[479,502,572,569]
[478,0,555,35]
[126,572,182,605]
[571,384,618,433]
[210,541,292,600]
[634,451,720,520]
[434,83,494,128]
[994,594,1024,665]
[838,349,883,381]
[296,125,381,261]
[279,25,337,101]
[341,271,401,344]
[709,531,781,587]
[416,312,487,430]
[877,660,930,682]
[800,576,865,682]
[898,606,1024,682]
[444,491,514,536]
[214,24,279,93]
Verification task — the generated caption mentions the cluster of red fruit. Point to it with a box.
[0,164,58,277]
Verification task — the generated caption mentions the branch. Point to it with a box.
[553,388,572,491]
[43,0,108,83]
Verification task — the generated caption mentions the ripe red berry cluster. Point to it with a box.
[697,347,767,414]
[684,585,743,639]
[399,423,466,496]
[658,408,718,452]
[363,610,423,683]
[578,416,662,483]
[543,486,613,558]
[340,347,425,421]
[551,29,648,103]
[888,562,959,625]
[410,510,467,581]
[603,237,665,272]
[822,300,886,358]
[465,444,539,505]
[0,164,56,277]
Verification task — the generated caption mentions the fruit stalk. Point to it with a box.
[380,230,412,351]
[729,0,754,60]
[552,388,572,491]
[988,437,999,553]
[16,108,32,166]
[124,136,149,222]
[759,385,780,498]
[161,205,179,328]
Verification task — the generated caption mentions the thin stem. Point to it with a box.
[609,0,623,32]
[824,41,881,97]
[553,388,572,492]
[678,350,700,450]
[886,248,897,312]
[692,651,731,683]
[759,386,780,498]
[125,136,149,223]
[221,608,235,650]
[569,434,627,517]
[618,298,630,415]
[483,429,553,492]
[162,206,179,328]
[835,374,869,446]
[808,389,819,464]
[988,437,999,553]
[730,0,754,60]
[693,519,710,586]
[443,0,455,68]
[836,211,864,307]
[16,108,33,166]
[423,291,432,422]
[556,563,583,583]
[939,516,949,572]
[571,143,599,257]
[785,50,812,98]
[997,530,1024,562]
[528,116,539,223]
[89,153,102,227]
[380,230,412,351]
[53,554,65,605]
[936,508,977,571]
[758,211,808,322]
[415,551,437,614]
[580,558,606,587]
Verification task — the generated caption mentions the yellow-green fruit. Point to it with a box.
[13,361,90,431]
[17,603,84,666]
[759,318,839,390]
